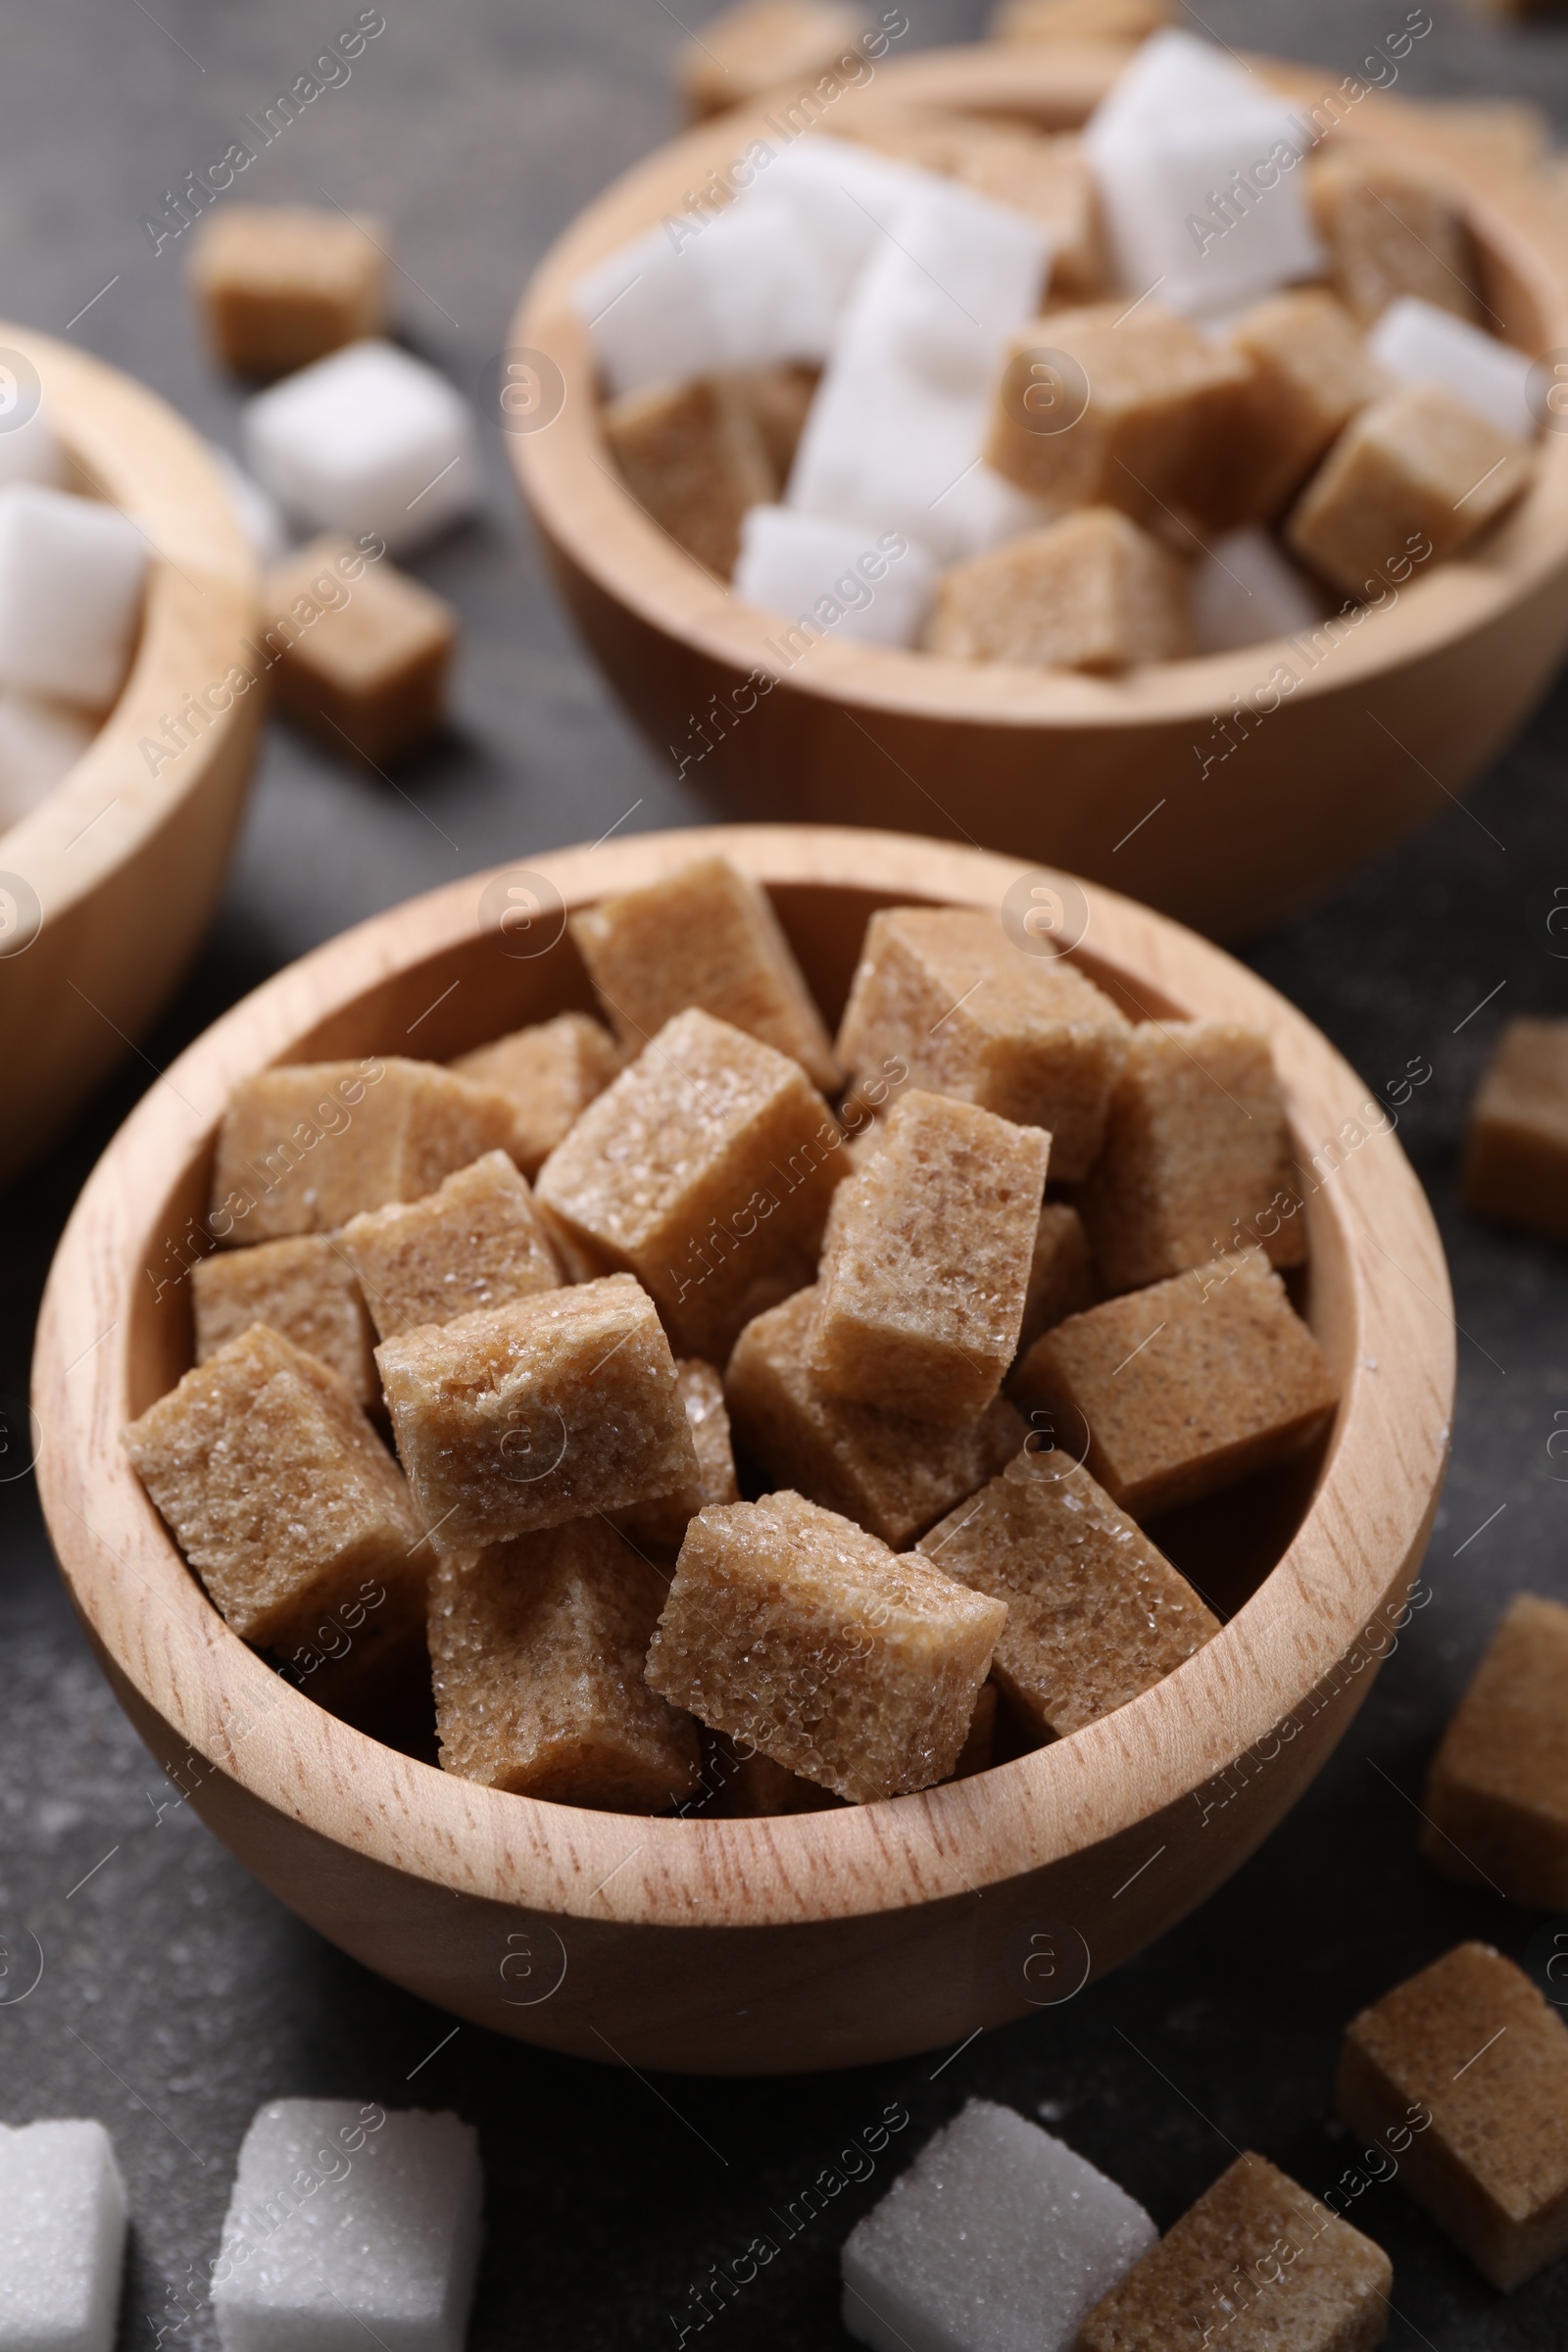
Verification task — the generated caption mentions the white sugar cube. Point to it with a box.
[0,692,96,829]
[0,400,64,492]
[1191,527,1324,653]
[0,486,147,710]
[841,2099,1155,2352]
[851,180,1051,398]
[1367,296,1535,444]
[210,444,290,569]
[243,342,478,557]
[0,2119,127,2352]
[734,506,936,645]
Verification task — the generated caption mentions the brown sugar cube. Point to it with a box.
[836,906,1132,1181]
[264,535,456,768]
[676,0,860,118]
[534,1008,843,1362]
[729,363,819,480]
[1461,1016,1568,1240]
[1288,382,1534,602]
[1020,1200,1096,1352]
[951,1680,1000,1778]
[1308,149,1480,328]
[919,1449,1219,1739]
[338,1150,561,1342]
[1337,1940,1568,2291]
[1077,2152,1392,2352]
[186,204,387,376]
[1015,1247,1337,1518]
[925,508,1190,672]
[603,376,775,579]
[451,1010,621,1180]
[190,1233,377,1408]
[812,1089,1049,1425]
[123,1323,427,1650]
[992,0,1174,39]
[1079,1021,1307,1295]
[644,1490,1007,1803]
[568,853,840,1092]
[429,1517,700,1809]
[725,1284,1027,1547]
[1420,1592,1568,1908]
[1221,290,1383,524]
[614,1357,740,1550]
[377,1273,698,1553]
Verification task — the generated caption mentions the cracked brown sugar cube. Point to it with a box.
[1337,1940,1568,2291]
[377,1273,698,1552]
[568,854,840,1092]
[1308,149,1480,328]
[534,1007,843,1361]
[211,1056,522,1243]
[338,1150,562,1343]
[187,205,387,376]
[429,1517,701,1809]
[451,1010,622,1180]
[1287,383,1534,602]
[644,1490,1007,1803]
[1079,1020,1307,1295]
[925,509,1190,672]
[190,1233,377,1408]
[726,1284,1027,1546]
[676,0,860,116]
[1020,1200,1096,1352]
[1221,290,1383,523]
[614,1357,741,1551]
[603,376,775,578]
[1076,2152,1392,2352]
[123,1322,427,1650]
[812,1088,1049,1425]
[1461,1016,1568,1240]
[1015,1247,1337,1518]
[835,906,1131,1181]
[264,536,456,768]
[919,1449,1218,1738]
[1420,1592,1568,1909]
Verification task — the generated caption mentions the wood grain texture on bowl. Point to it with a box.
[33,826,1453,2075]
[0,323,261,1182]
[510,45,1568,941]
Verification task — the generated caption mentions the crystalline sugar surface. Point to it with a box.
[0,2118,127,2352]
[243,341,478,556]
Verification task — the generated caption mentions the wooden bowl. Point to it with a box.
[0,324,261,1183]
[34,824,1452,2076]
[510,45,1568,941]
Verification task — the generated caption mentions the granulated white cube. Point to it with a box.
[0,403,64,492]
[0,2119,127,2352]
[842,2099,1155,2352]
[243,341,478,556]
[1368,295,1535,444]
[0,691,95,829]
[212,2100,482,2352]
[1190,526,1322,653]
[211,443,290,568]
[0,486,147,709]
[734,506,936,645]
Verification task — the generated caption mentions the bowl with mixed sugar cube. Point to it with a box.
[511,33,1568,940]
[36,823,1452,2074]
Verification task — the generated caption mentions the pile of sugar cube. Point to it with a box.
[127,850,1339,1813]
[576,28,1540,674]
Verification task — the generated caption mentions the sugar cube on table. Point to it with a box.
[1308,147,1480,328]
[264,533,456,766]
[429,1517,701,1807]
[993,0,1173,37]
[377,1273,698,1550]
[924,508,1191,671]
[614,1356,740,1551]
[0,2119,126,2352]
[1189,527,1323,656]
[919,1449,1219,1739]
[1288,383,1533,602]
[677,0,861,119]
[1077,2151,1391,2351]
[726,1284,1027,1546]
[1079,1019,1306,1293]
[210,443,290,568]
[842,2098,1156,2352]
[451,1011,621,1179]
[339,1149,562,1342]
[189,204,388,377]
[603,375,776,579]
[733,506,937,650]
[0,485,146,710]
[0,691,94,831]
[210,1057,521,1243]
[1462,1015,1568,1238]
[211,2100,481,2352]
[1368,295,1536,446]
[1222,288,1383,524]
[1014,1247,1337,1518]
[812,1088,1048,1425]
[645,1490,1006,1801]
[534,1008,843,1362]
[192,1231,379,1407]
[568,854,841,1093]
[1020,1200,1096,1351]
[243,340,477,557]
[1338,1940,1568,2291]
[1420,1592,1568,1909]
[124,1322,427,1648]
[836,906,1131,1181]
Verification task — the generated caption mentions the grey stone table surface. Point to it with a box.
[3,0,1568,2342]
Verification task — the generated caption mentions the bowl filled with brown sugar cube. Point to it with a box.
[36,824,1451,2073]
